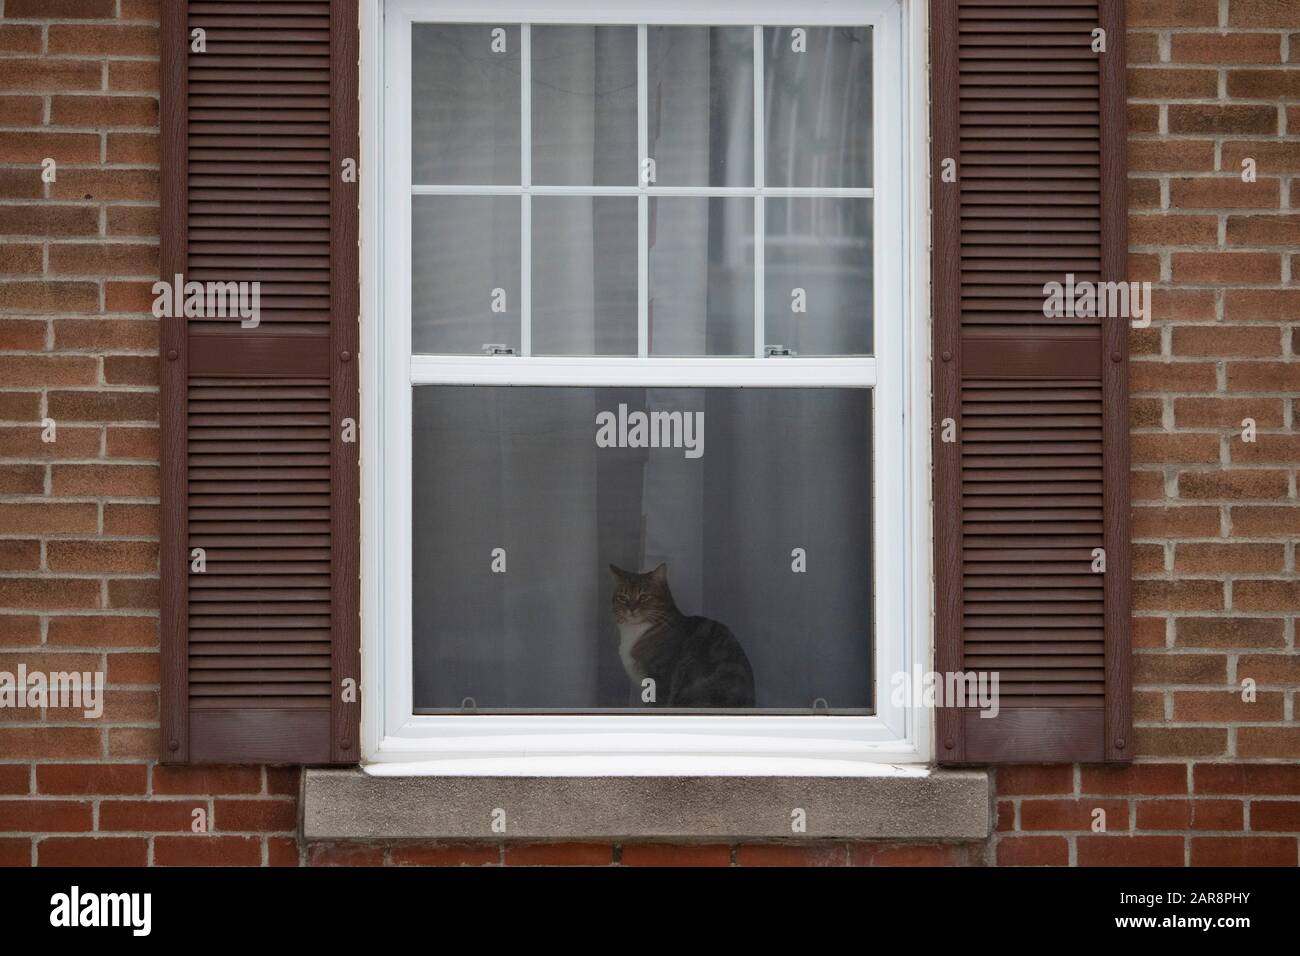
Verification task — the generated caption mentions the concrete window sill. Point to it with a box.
[302,768,991,842]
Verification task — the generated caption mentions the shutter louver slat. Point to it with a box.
[933,0,1130,764]
[160,0,359,764]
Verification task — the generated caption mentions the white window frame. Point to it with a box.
[360,0,933,775]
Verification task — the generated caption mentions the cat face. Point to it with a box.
[609,563,671,626]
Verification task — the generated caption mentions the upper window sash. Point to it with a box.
[390,0,902,387]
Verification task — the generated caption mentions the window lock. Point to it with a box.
[482,344,516,356]
[764,345,797,357]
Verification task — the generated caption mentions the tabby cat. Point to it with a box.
[609,563,756,708]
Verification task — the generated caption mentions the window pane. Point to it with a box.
[412,24,520,185]
[649,197,754,356]
[412,196,520,354]
[532,197,638,355]
[764,26,872,188]
[532,25,638,186]
[412,386,873,713]
[764,197,872,355]
[647,27,754,187]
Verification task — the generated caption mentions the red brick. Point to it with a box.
[996,765,1075,796]
[1173,690,1285,721]
[106,132,158,165]
[0,728,100,759]
[47,24,158,55]
[1129,107,1161,137]
[1134,726,1228,757]
[1131,361,1217,393]
[0,840,31,866]
[1231,437,1300,466]
[1129,213,1218,244]
[1234,581,1300,612]
[995,836,1068,866]
[107,578,158,609]
[106,206,160,237]
[1080,764,1189,796]
[0,205,100,237]
[1127,142,1216,175]
[732,843,846,867]
[847,843,965,866]
[1131,433,1221,464]
[0,616,41,646]
[52,464,159,496]
[1132,617,1168,648]
[1190,836,1296,866]
[0,765,30,795]
[0,282,99,314]
[1227,361,1300,390]
[99,799,201,832]
[1249,801,1300,831]
[48,615,157,647]
[1224,289,1300,322]
[1195,763,1300,794]
[51,95,158,129]
[267,837,299,867]
[105,426,159,458]
[1174,543,1284,573]
[1173,251,1280,282]
[107,61,159,93]
[1229,0,1300,28]
[1128,67,1219,99]
[49,243,158,278]
[1168,105,1278,135]
[620,844,730,866]
[0,59,102,92]
[104,357,159,386]
[50,170,159,202]
[1173,326,1280,358]
[0,800,93,833]
[1130,470,1165,501]
[37,837,148,867]
[1177,617,1285,648]
[1132,505,1221,537]
[1135,799,1243,831]
[1236,652,1300,683]
[0,355,98,386]
[1232,504,1300,535]
[1178,469,1289,499]
[151,765,262,795]
[1128,0,1219,28]
[102,504,159,535]
[1171,32,1281,63]
[308,844,388,866]
[47,540,157,573]
[388,845,497,866]
[0,503,98,535]
[154,836,261,867]
[0,577,101,610]
[214,799,297,832]
[54,318,158,351]
[0,540,40,571]
[1132,579,1223,611]
[0,25,42,53]
[503,843,616,866]
[36,763,147,796]
[1020,799,1129,832]
[1169,177,1281,209]
[1076,835,1184,866]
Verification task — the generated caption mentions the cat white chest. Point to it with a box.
[617,621,652,680]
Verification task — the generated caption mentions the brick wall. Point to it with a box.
[0,0,1295,867]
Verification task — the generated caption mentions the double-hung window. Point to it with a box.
[366,0,927,772]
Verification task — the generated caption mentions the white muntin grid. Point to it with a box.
[406,20,877,386]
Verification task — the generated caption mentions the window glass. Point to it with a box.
[412,386,874,712]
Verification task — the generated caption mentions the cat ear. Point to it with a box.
[650,562,668,584]
[608,563,625,580]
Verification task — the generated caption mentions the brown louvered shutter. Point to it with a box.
[159,0,359,763]
[931,0,1130,763]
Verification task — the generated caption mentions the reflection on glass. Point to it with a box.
[412,196,520,354]
[532,197,638,355]
[765,198,872,355]
[765,26,873,188]
[532,26,638,186]
[649,197,754,355]
[412,24,521,185]
[647,27,754,187]
[412,386,874,712]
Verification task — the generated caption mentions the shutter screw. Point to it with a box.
[168,739,179,751]
[941,350,952,362]
[944,738,954,750]
[166,349,178,361]
[1115,738,1125,750]
[340,740,351,750]
[340,350,352,362]
[1110,350,1121,363]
